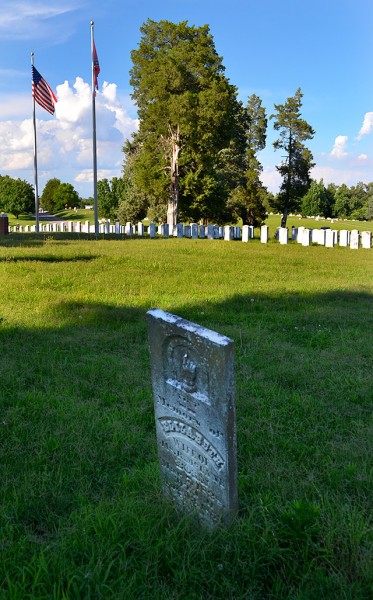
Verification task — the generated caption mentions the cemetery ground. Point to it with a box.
[0,235,372,599]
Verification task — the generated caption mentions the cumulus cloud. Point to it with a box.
[331,135,348,158]
[259,168,282,193]
[357,112,373,139]
[358,154,368,161]
[0,77,138,195]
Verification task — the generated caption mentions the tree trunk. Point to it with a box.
[281,208,288,228]
[166,125,180,230]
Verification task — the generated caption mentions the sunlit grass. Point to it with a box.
[0,235,372,598]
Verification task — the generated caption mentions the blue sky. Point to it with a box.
[1,0,372,198]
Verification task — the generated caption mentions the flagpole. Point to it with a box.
[31,52,40,233]
[90,20,99,236]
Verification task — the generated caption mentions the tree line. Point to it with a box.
[0,176,82,218]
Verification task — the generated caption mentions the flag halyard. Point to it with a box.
[32,65,57,115]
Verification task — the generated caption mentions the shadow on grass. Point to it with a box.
[0,255,99,263]
[0,233,128,247]
[0,290,372,598]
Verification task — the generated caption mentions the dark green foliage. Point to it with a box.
[0,175,35,218]
[40,178,61,212]
[227,95,268,226]
[365,196,373,220]
[271,88,315,227]
[300,179,334,217]
[127,19,243,223]
[98,177,125,220]
[53,182,80,211]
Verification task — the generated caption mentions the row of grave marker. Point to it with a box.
[8,221,372,248]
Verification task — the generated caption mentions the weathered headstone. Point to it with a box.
[339,230,349,247]
[350,230,359,249]
[260,225,269,243]
[149,222,156,238]
[137,222,144,236]
[317,229,326,245]
[302,229,311,246]
[207,225,214,240]
[176,223,184,238]
[161,223,169,238]
[242,225,250,243]
[297,226,305,244]
[224,226,234,241]
[279,227,288,245]
[199,225,205,238]
[147,309,237,527]
[361,231,372,249]
[325,229,334,248]
[184,225,191,238]
[234,226,241,239]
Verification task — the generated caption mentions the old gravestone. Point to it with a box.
[147,309,238,527]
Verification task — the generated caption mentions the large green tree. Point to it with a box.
[300,179,333,218]
[0,175,34,218]
[53,183,80,211]
[227,94,267,226]
[98,177,125,220]
[40,178,61,212]
[128,19,242,225]
[271,88,315,227]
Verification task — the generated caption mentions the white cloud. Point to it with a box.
[259,168,282,193]
[310,165,370,187]
[0,77,138,195]
[358,154,368,161]
[331,135,348,158]
[357,112,373,139]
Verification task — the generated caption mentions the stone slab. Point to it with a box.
[147,309,237,527]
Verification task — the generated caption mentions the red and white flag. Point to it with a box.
[32,65,57,115]
[93,40,100,91]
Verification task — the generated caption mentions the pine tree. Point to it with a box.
[271,88,315,227]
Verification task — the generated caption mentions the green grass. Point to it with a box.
[0,235,372,599]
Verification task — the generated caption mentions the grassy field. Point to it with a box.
[0,234,372,599]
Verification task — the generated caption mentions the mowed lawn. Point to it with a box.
[0,235,372,599]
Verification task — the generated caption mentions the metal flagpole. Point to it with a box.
[90,21,99,236]
[31,52,40,233]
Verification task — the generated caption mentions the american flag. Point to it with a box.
[32,65,57,115]
[93,40,100,90]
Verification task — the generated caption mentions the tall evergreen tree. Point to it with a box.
[271,88,315,227]
[128,19,242,225]
[227,94,267,225]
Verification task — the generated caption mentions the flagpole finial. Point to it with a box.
[90,20,94,26]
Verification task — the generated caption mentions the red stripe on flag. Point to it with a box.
[32,66,57,115]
